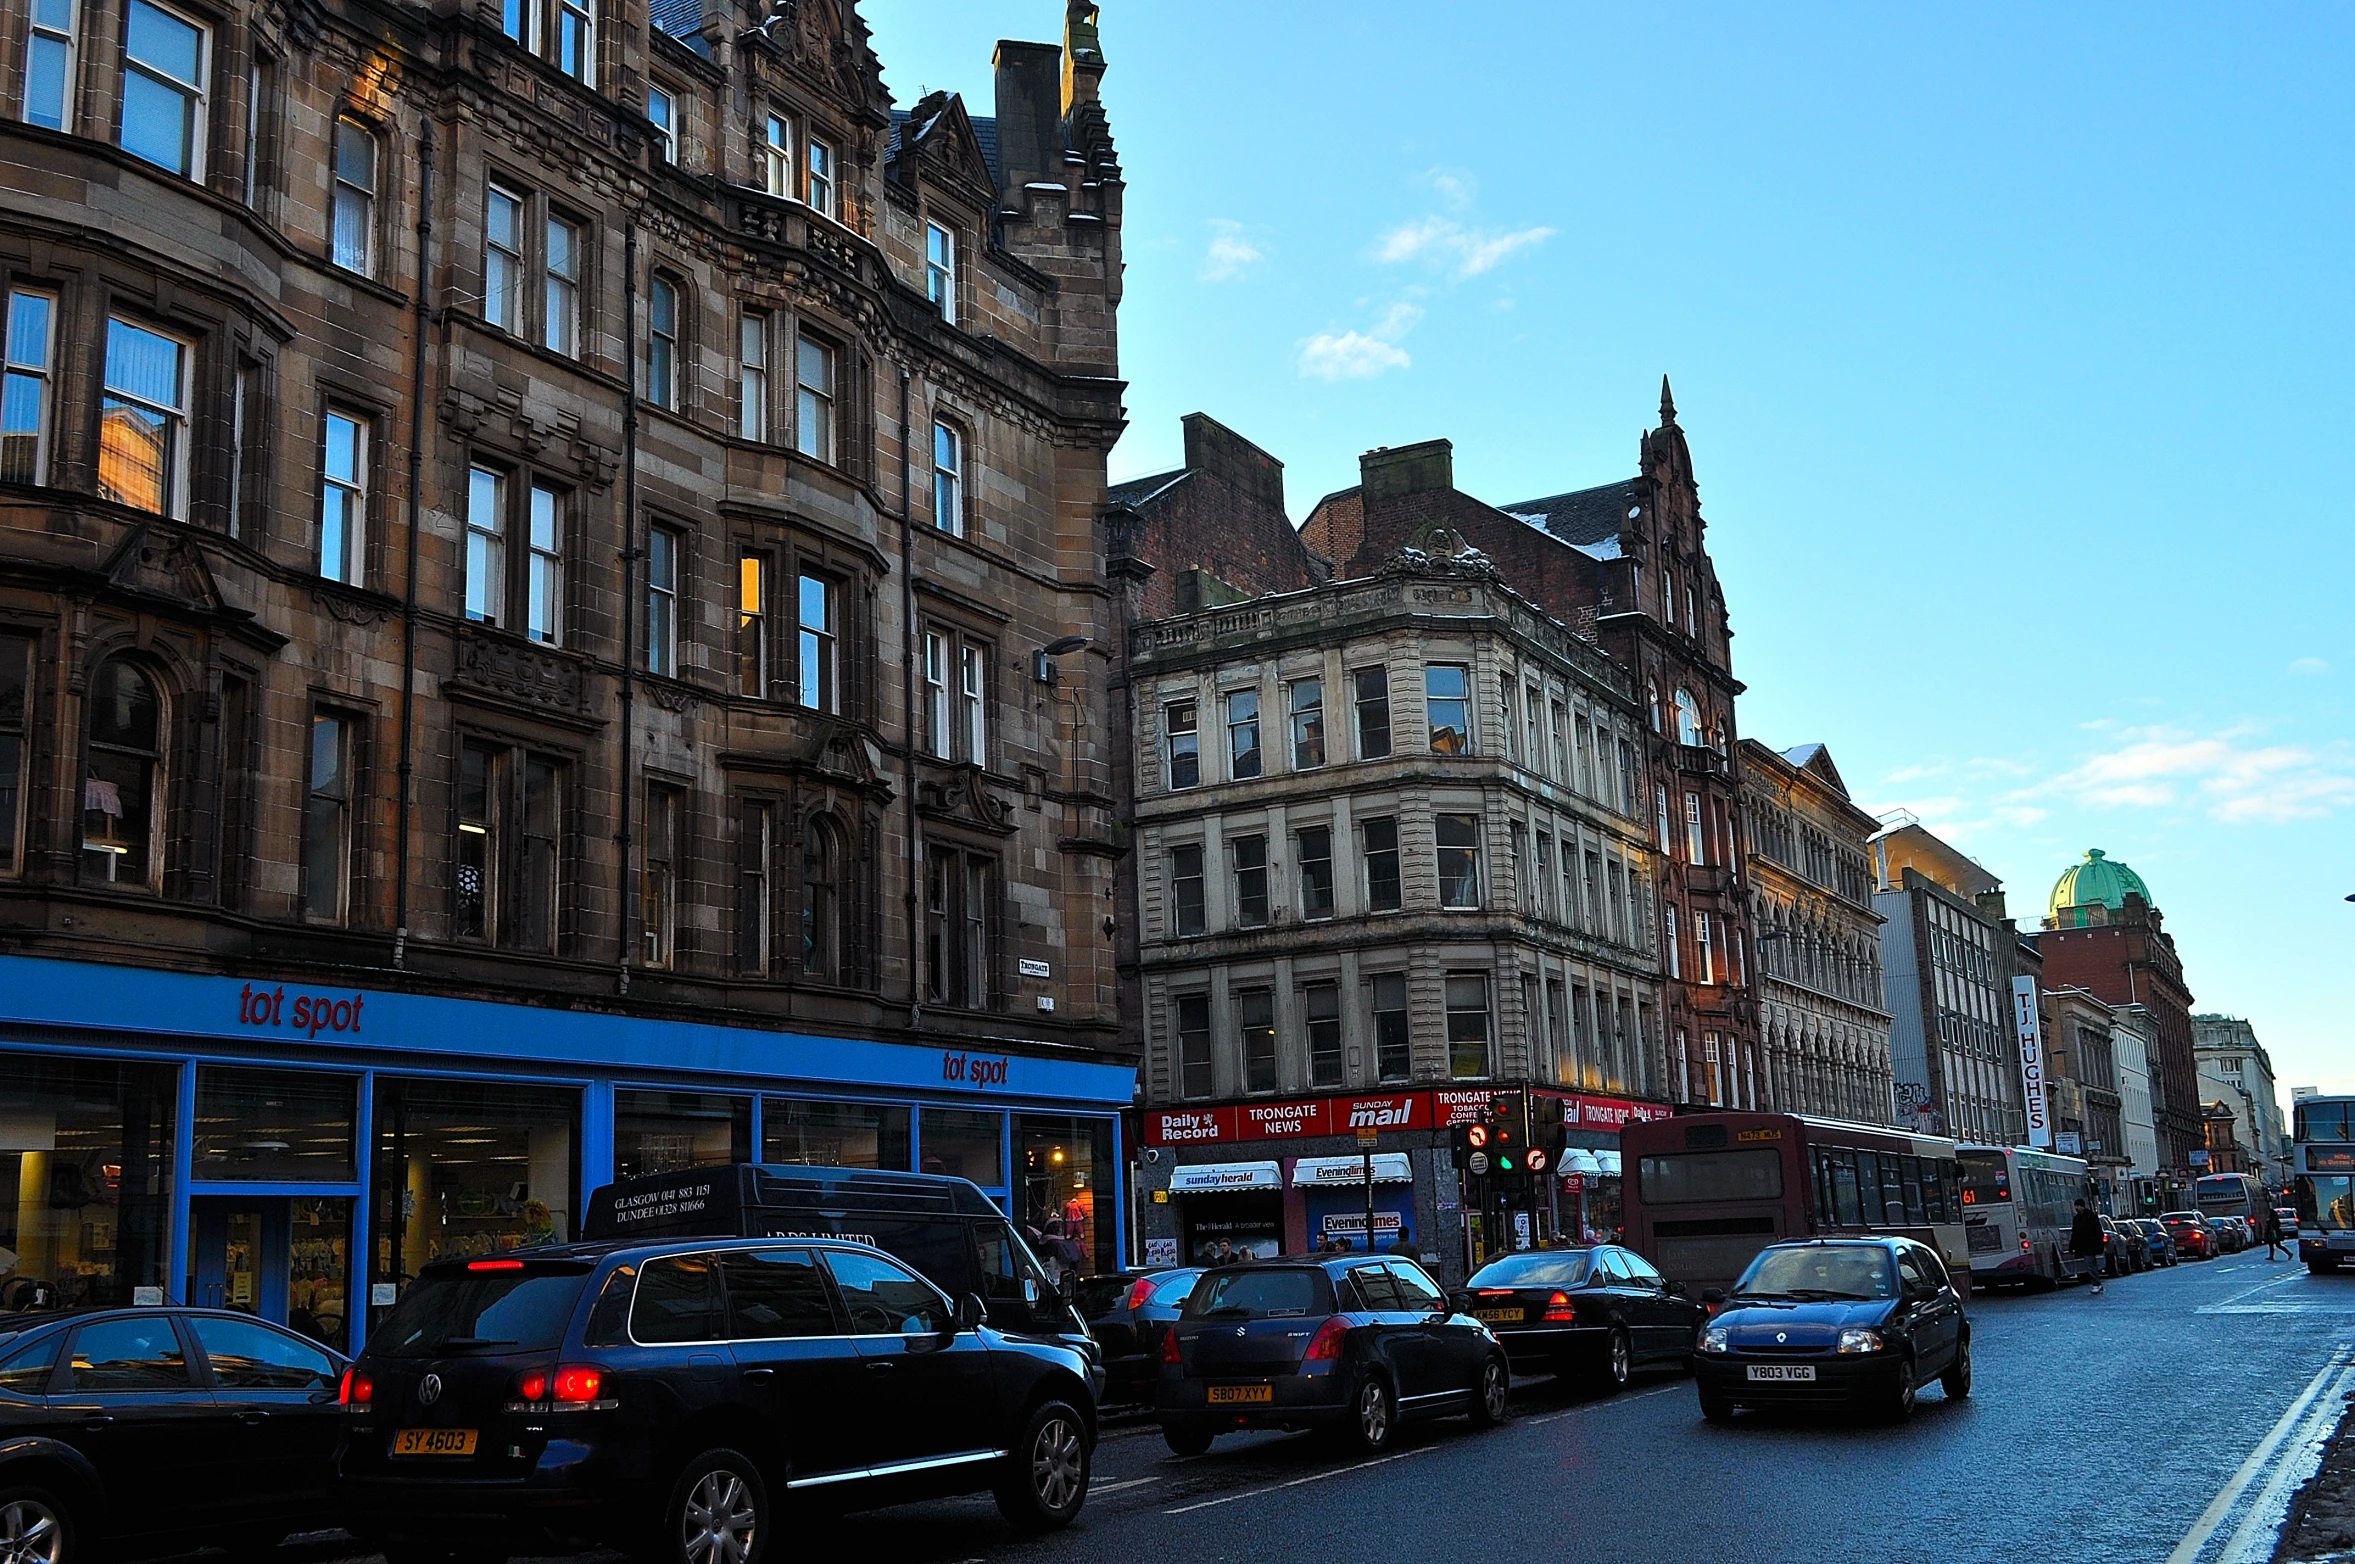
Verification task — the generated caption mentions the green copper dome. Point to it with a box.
[2048,848,2154,918]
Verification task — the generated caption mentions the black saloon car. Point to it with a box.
[1693,1238,1970,1423]
[1156,1256,1509,1457]
[1457,1244,1707,1390]
[1074,1268,1201,1405]
[0,1306,348,1562]
[340,1236,1097,1563]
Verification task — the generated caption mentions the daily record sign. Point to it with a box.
[2012,976,2052,1150]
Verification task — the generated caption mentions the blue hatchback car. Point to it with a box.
[1692,1237,1971,1423]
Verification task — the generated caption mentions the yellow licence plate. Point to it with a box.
[392,1428,478,1457]
[1206,1384,1273,1405]
[1474,1308,1523,1324]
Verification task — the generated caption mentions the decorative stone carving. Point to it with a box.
[312,587,391,626]
[103,522,223,613]
[453,627,598,719]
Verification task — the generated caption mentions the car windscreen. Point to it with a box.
[1184,1268,1326,1319]
[1467,1252,1594,1289]
[1733,1247,1898,1302]
[370,1263,594,1357]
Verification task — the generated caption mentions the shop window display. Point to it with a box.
[0,1053,174,1310]
[918,1107,1002,1188]
[193,1066,357,1181]
[616,1090,749,1178]
[371,1079,577,1308]
[760,1099,909,1170]
[1017,1115,1113,1277]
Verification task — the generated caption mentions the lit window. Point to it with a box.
[464,467,506,626]
[21,0,76,131]
[763,114,791,198]
[794,335,833,461]
[484,185,524,332]
[1,291,58,485]
[736,551,767,697]
[648,276,679,411]
[527,484,563,644]
[1289,677,1324,769]
[796,572,835,711]
[1436,813,1481,910]
[543,215,581,356]
[1164,702,1198,790]
[931,421,962,534]
[331,117,375,274]
[120,0,207,179]
[738,310,767,441]
[1426,664,1469,753]
[958,643,985,763]
[455,741,498,940]
[319,410,367,585]
[926,221,956,321]
[644,524,679,677]
[1226,689,1261,780]
[646,85,674,164]
[807,135,835,217]
[98,317,188,517]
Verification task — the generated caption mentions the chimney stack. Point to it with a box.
[992,40,1062,203]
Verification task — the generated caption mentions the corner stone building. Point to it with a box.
[0,0,1141,1331]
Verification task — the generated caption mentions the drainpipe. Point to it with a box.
[899,366,920,1026]
[392,119,436,968]
[616,222,640,994]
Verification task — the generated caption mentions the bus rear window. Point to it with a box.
[1637,1148,1783,1204]
[1958,1153,2010,1207]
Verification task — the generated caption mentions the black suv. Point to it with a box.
[340,1236,1096,1564]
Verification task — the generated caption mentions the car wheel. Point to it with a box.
[995,1400,1090,1533]
[1471,1355,1511,1426]
[1884,1356,1918,1423]
[0,1485,71,1564]
[1346,1372,1397,1454]
[1162,1422,1214,1458]
[1940,1335,1973,1400]
[1601,1327,1632,1393]
[1699,1391,1735,1424]
[663,1448,769,1564]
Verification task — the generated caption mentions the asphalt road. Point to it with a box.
[279,1248,2355,1564]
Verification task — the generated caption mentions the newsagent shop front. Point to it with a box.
[0,955,1133,1354]
[1138,1087,1672,1284]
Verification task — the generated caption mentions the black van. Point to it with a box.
[584,1163,1102,1395]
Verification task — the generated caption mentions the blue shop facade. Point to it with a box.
[0,955,1136,1354]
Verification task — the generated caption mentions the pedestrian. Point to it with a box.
[2069,1198,2106,1294]
[2264,1204,2288,1261]
[1387,1223,1419,1259]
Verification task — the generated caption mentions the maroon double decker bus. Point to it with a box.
[1621,1110,1968,1298]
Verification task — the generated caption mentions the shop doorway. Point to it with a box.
[188,1196,352,1353]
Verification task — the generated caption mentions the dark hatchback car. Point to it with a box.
[1456,1245,1707,1390]
[1156,1256,1509,1457]
[1074,1269,1201,1405]
[341,1236,1097,1564]
[0,1306,348,1562]
[1693,1238,1970,1423]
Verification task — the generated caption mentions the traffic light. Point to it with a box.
[1487,1113,1524,1177]
[1532,1095,1568,1160]
[1451,1121,1488,1171]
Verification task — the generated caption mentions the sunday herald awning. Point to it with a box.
[1292,1154,1414,1186]
[1168,1160,1283,1194]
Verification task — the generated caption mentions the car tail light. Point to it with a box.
[468,1258,525,1271]
[1541,1291,1575,1323]
[513,1370,551,1402]
[1126,1278,1157,1313]
[1161,1329,1184,1365]
[1303,1317,1349,1362]
[2020,1236,2031,1251]
[339,1368,373,1408]
[552,1366,604,1404]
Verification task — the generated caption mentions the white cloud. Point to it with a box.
[1375,216,1555,278]
[1199,218,1263,283]
[2028,724,2355,823]
[1423,166,1477,211]
[2290,657,2330,676]
[1297,301,1423,382]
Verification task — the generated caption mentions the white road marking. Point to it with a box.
[2165,1349,2351,1564]
[1524,1383,1684,1424]
[2219,1360,2355,1563]
[1160,1446,1433,1514]
[2204,1268,2313,1312]
[1090,1477,1164,1496]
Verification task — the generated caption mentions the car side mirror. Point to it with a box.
[1666,1280,1688,1298]
[1449,1290,1473,1313]
[1701,1287,1726,1307]
[1022,1277,1041,1307]
[956,1292,987,1335]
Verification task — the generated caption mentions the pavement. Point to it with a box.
[251,1248,2355,1564]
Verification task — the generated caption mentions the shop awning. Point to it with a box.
[1595,1151,1622,1177]
[1169,1161,1283,1193]
[1292,1154,1413,1186]
[1562,1150,1604,1177]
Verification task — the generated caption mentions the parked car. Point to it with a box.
[340,1236,1098,1563]
[1693,1237,1969,1424]
[1156,1256,1510,1457]
[1074,1268,1201,1405]
[0,1306,348,1562]
[1455,1244,1707,1390]
[2131,1218,2177,1266]
[2278,1207,2301,1236]
[2161,1211,2216,1259]
[2100,1216,2146,1274]
[2213,1217,2247,1254]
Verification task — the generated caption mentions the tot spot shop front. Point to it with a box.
[0,955,1133,1354]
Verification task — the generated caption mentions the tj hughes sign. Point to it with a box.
[1142,1088,1672,1146]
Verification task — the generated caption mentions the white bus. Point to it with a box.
[1959,1145,2090,1289]
[2292,1095,2355,1274]
[2193,1171,2267,1226]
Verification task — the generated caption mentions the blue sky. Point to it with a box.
[868,3,2355,1101]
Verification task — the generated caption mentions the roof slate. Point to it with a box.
[888,107,1001,186]
[1494,479,1643,549]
